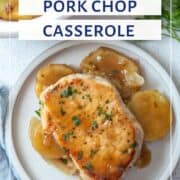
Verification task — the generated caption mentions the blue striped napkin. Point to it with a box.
[0,85,18,180]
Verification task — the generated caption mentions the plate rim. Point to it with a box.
[6,40,180,180]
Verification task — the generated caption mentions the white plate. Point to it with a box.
[6,41,180,180]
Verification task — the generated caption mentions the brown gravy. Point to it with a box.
[29,117,77,175]
[135,144,151,169]
[80,47,144,102]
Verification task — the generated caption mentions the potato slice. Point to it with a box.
[29,117,77,174]
[128,90,171,141]
[80,47,144,102]
[0,0,36,21]
[29,117,66,159]
[35,64,75,97]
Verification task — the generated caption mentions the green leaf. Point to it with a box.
[72,116,81,126]
[91,121,98,129]
[89,149,98,158]
[130,142,137,149]
[61,87,73,97]
[62,131,74,141]
[35,109,41,117]
[137,0,180,41]
[104,112,112,121]
[83,162,94,170]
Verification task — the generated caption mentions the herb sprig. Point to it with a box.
[139,0,180,41]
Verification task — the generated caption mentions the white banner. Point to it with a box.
[18,20,161,40]
[19,0,161,16]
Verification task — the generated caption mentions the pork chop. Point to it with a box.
[40,74,143,180]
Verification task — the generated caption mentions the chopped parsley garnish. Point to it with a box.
[97,106,103,116]
[35,109,41,117]
[62,131,74,141]
[39,100,44,106]
[104,112,112,121]
[130,142,137,148]
[72,116,81,126]
[91,121,98,130]
[86,94,92,102]
[89,149,98,158]
[60,158,68,164]
[97,106,112,121]
[83,162,93,170]
[60,107,66,116]
[77,151,83,160]
[61,86,73,97]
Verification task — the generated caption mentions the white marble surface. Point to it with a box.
[0,38,180,179]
